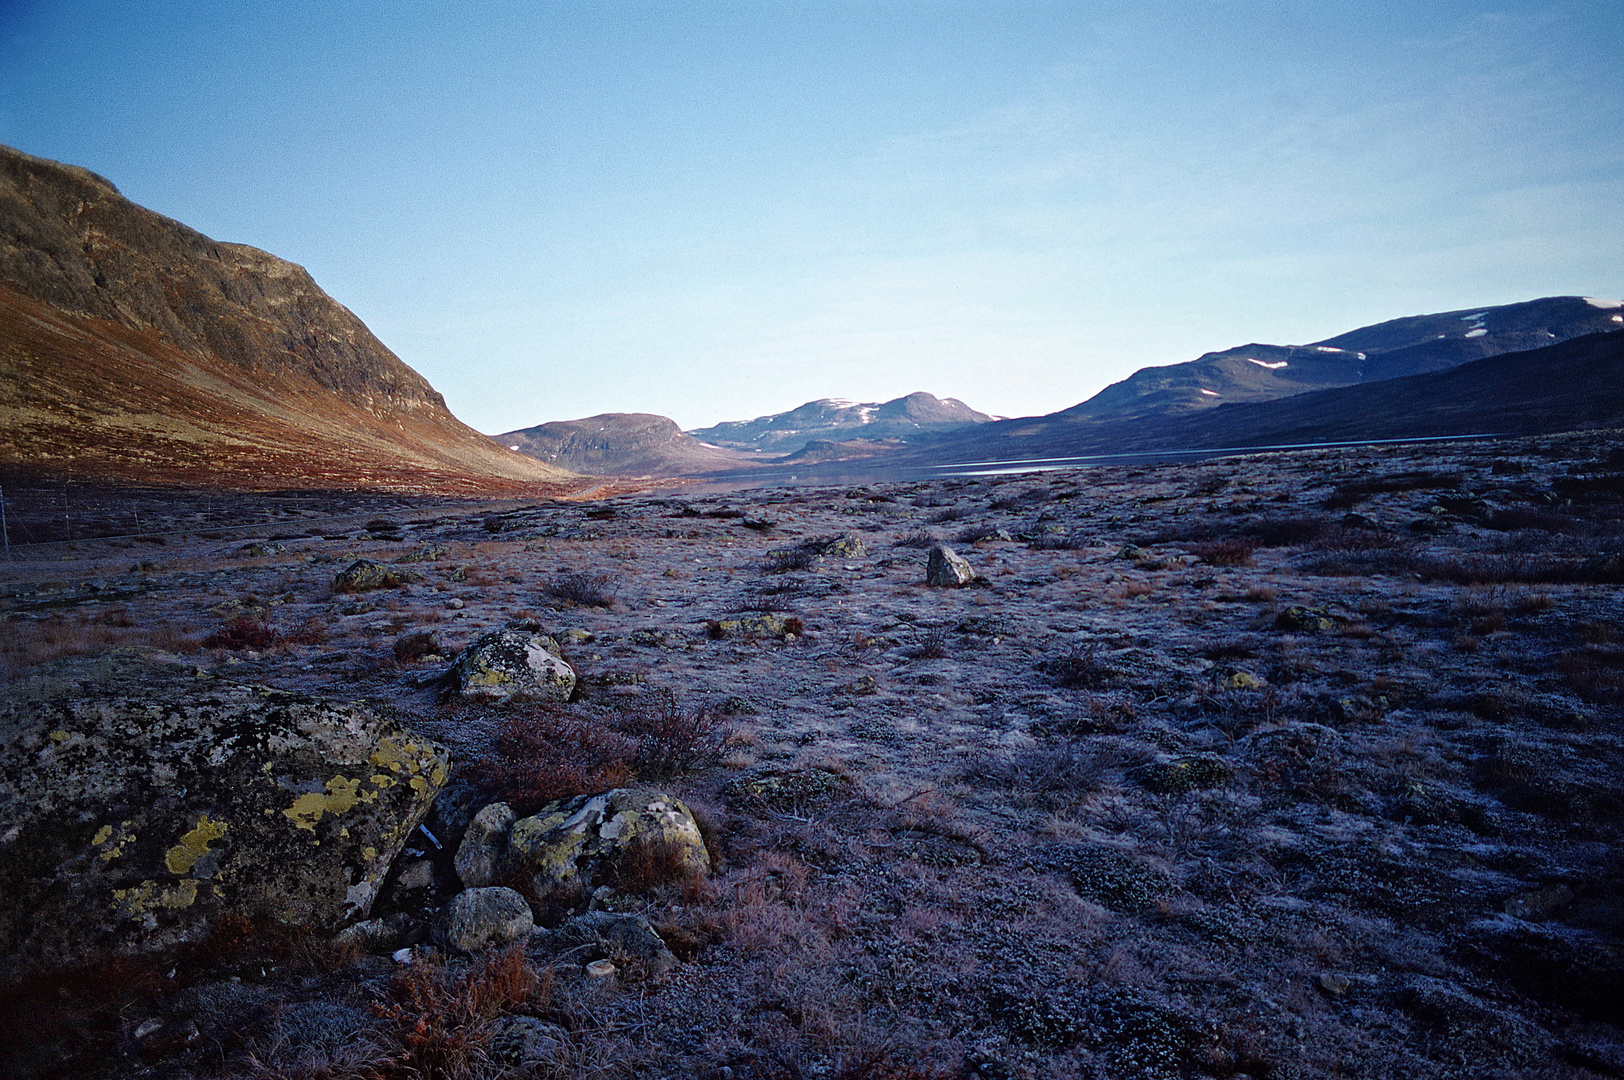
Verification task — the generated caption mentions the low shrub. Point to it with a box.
[619,691,729,778]
[542,571,617,607]
[468,707,635,815]
[204,614,326,651]
[1188,538,1258,566]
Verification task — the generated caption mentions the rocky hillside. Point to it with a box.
[496,413,759,476]
[0,144,574,493]
[687,391,991,454]
[1064,296,1624,420]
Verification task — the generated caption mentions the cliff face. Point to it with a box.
[0,144,572,492]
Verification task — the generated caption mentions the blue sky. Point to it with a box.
[2,1,1620,432]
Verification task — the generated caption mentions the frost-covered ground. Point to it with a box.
[3,431,1622,1079]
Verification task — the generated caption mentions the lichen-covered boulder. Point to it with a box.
[501,788,708,896]
[0,652,449,979]
[447,630,575,702]
[926,544,976,586]
[813,533,867,558]
[1275,605,1336,632]
[332,559,398,592]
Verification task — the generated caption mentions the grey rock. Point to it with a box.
[550,911,678,978]
[447,629,576,702]
[455,802,516,888]
[488,1016,570,1067]
[926,545,976,586]
[442,886,534,953]
[0,653,449,980]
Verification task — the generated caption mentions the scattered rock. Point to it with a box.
[392,630,442,663]
[0,653,449,978]
[926,544,976,586]
[501,788,709,898]
[446,629,576,701]
[488,1016,570,1068]
[812,533,867,558]
[725,767,854,813]
[441,886,534,953]
[705,613,801,640]
[1275,605,1336,632]
[1129,753,1233,795]
[332,559,404,593]
[740,515,775,531]
[550,911,679,978]
[1502,883,1575,921]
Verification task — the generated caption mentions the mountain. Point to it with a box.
[904,328,1624,465]
[496,413,759,476]
[687,391,991,454]
[0,144,573,493]
[1064,296,1624,421]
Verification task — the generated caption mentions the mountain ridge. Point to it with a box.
[0,143,574,493]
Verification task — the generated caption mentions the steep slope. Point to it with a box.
[910,330,1624,464]
[0,144,573,492]
[1064,296,1623,420]
[497,413,760,476]
[688,391,990,454]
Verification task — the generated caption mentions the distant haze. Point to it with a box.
[2,2,1619,431]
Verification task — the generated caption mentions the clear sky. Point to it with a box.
[2,1,1620,433]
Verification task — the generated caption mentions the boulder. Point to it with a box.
[926,545,976,586]
[813,533,867,558]
[332,559,400,593]
[501,788,709,897]
[455,801,516,888]
[441,886,534,953]
[488,1016,570,1068]
[447,630,575,702]
[1275,605,1336,632]
[0,652,448,979]
[548,911,678,978]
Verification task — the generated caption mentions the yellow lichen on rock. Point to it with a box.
[164,814,228,874]
[282,775,375,832]
[113,878,199,915]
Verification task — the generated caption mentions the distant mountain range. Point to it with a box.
[688,391,992,452]
[500,298,1623,478]
[4,144,1620,493]
[1063,296,1621,421]
[0,144,572,493]
[497,392,992,476]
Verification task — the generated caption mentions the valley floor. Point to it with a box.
[3,431,1623,1079]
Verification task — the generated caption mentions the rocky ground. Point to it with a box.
[2,431,1622,1079]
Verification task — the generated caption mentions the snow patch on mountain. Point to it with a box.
[1247,358,1289,369]
[1583,297,1623,309]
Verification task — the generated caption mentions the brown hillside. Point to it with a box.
[0,144,573,493]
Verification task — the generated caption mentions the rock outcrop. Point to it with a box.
[0,143,573,492]
[926,545,976,586]
[0,652,449,979]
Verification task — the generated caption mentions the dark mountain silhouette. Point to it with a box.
[0,144,573,493]
[1064,296,1623,421]
[903,329,1624,465]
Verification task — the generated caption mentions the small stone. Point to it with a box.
[1118,544,1148,561]
[926,545,976,587]
[1275,605,1336,632]
[1503,884,1575,921]
[1319,971,1352,996]
[586,958,616,980]
[444,597,465,610]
